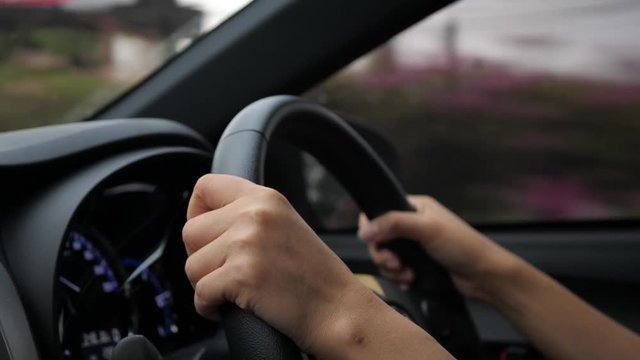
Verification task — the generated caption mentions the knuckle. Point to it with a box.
[193,282,211,316]
[258,188,291,213]
[192,175,213,202]
[229,231,255,253]
[259,187,287,204]
[182,219,197,244]
[242,188,291,227]
[253,204,275,223]
[233,257,263,289]
[244,203,278,227]
[194,174,215,193]
[183,257,198,281]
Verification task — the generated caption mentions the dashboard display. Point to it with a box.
[57,231,133,359]
[55,180,215,359]
[122,256,179,341]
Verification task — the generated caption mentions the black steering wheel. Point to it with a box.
[212,95,481,359]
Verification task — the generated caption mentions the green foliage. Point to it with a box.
[0,27,101,67]
[0,27,123,131]
[27,27,102,67]
[0,64,123,132]
[307,67,640,223]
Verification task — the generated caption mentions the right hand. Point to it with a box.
[182,174,383,356]
[358,195,519,302]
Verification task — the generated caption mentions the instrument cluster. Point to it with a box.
[55,180,214,359]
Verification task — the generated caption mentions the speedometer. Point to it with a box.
[56,230,135,360]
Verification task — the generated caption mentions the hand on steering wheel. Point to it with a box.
[183,174,378,356]
[360,195,517,303]
[187,95,480,359]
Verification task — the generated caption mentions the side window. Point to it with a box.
[305,0,640,225]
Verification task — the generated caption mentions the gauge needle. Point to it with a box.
[123,237,167,286]
[59,276,81,293]
[123,198,187,287]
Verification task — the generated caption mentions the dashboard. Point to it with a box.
[0,118,443,360]
[0,120,233,359]
[55,176,211,359]
[3,118,634,360]
[0,118,549,360]
[0,118,423,360]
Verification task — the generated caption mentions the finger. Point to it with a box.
[358,213,370,236]
[186,174,256,220]
[397,267,414,283]
[184,232,232,286]
[193,266,234,321]
[407,196,426,211]
[357,213,379,242]
[360,210,438,245]
[193,255,261,321]
[379,267,414,286]
[183,197,250,255]
[368,246,402,271]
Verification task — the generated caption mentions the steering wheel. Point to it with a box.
[212,95,481,359]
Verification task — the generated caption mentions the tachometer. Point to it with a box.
[123,257,179,341]
[56,230,134,360]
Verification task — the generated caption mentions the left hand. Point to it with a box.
[358,195,519,303]
[182,174,374,355]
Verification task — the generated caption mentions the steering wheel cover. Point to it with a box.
[212,95,480,359]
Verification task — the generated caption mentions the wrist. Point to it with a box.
[479,252,535,309]
[307,279,452,360]
[305,280,383,358]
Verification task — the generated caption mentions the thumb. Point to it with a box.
[359,210,438,246]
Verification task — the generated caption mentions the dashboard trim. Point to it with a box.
[0,261,40,360]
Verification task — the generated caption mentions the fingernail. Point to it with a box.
[360,222,380,241]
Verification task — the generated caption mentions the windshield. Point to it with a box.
[0,0,252,132]
[305,0,640,225]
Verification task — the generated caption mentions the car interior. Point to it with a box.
[1,0,639,359]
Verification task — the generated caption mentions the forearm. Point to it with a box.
[487,257,640,360]
[310,283,453,360]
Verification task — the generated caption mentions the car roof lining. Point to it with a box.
[92,0,454,144]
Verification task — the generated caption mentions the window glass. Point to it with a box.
[305,0,640,224]
[0,0,252,132]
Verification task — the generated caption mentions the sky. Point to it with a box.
[177,0,251,29]
[392,0,640,83]
[175,0,640,83]
[61,0,251,27]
